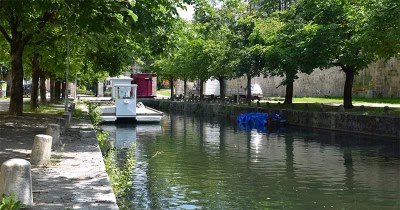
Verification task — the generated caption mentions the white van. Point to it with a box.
[204,79,220,96]
[250,84,263,99]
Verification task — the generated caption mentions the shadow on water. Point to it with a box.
[101,113,400,210]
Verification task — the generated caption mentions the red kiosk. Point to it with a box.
[130,73,156,98]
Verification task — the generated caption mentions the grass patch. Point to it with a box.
[292,97,400,104]
[292,97,342,103]
[72,108,84,118]
[23,102,65,115]
[352,97,400,104]
[157,89,171,97]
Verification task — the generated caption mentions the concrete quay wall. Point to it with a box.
[145,100,400,140]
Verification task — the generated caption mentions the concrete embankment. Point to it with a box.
[144,100,400,140]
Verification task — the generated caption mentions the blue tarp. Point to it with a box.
[236,112,286,133]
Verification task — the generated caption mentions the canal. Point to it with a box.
[100,113,400,209]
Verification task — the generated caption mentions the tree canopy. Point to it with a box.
[0,0,195,115]
[0,0,398,112]
[151,0,399,107]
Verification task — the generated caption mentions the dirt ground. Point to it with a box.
[0,109,118,209]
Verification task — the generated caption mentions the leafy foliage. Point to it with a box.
[104,144,136,200]
[87,102,102,127]
[362,0,400,59]
[0,193,26,210]
[87,102,137,209]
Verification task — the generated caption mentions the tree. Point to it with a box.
[152,56,178,100]
[235,46,265,102]
[197,0,244,103]
[229,11,266,103]
[0,0,141,115]
[290,0,377,108]
[362,0,400,59]
[0,1,58,115]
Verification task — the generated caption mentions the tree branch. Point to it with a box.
[30,32,63,46]
[23,11,56,46]
[0,25,11,43]
[332,62,346,70]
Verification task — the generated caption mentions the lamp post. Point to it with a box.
[74,73,77,100]
[64,30,70,112]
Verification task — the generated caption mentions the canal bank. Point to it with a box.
[143,100,400,140]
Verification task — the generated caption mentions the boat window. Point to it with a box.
[130,86,136,98]
[116,86,136,99]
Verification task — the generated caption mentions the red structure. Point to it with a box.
[131,73,156,98]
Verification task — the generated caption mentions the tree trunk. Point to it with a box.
[9,42,25,116]
[219,77,226,103]
[39,71,46,104]
[50,77,55,103]
[169,78,174,101]
[283,81,294,105]
[218,76,226,104]
[54,81,59,102]
[55,80,61,102]
[343,66,355,109]
[183,79,187,101]
[199,79,204,101]
[30,54,40,109]
[2,12,52,114]
[61,81,66,99]
[246,73,252,103]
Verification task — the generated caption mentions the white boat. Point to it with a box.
[99,84,163,122]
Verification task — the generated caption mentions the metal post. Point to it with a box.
[74,73,77,100]
[64,30,70,111]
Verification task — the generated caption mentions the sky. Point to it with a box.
[177,4,195,21]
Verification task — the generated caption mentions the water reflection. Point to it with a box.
[100,114,400,209]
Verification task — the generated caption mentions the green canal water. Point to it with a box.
[101,114,400,209]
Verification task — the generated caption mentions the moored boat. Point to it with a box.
[99,84,163,123]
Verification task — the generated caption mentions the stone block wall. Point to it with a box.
[147,100,400,140]
[172,58,400,98]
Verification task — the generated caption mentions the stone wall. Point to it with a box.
[174,58,400,98]
[358,58,400,98]
[226,67,345,98]
[146,100,400,140]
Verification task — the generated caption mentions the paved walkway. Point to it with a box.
[32,117,118,209]
[0,99,9,112]
[0,101,118,209]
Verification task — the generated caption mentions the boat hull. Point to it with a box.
[99,105,163,123]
